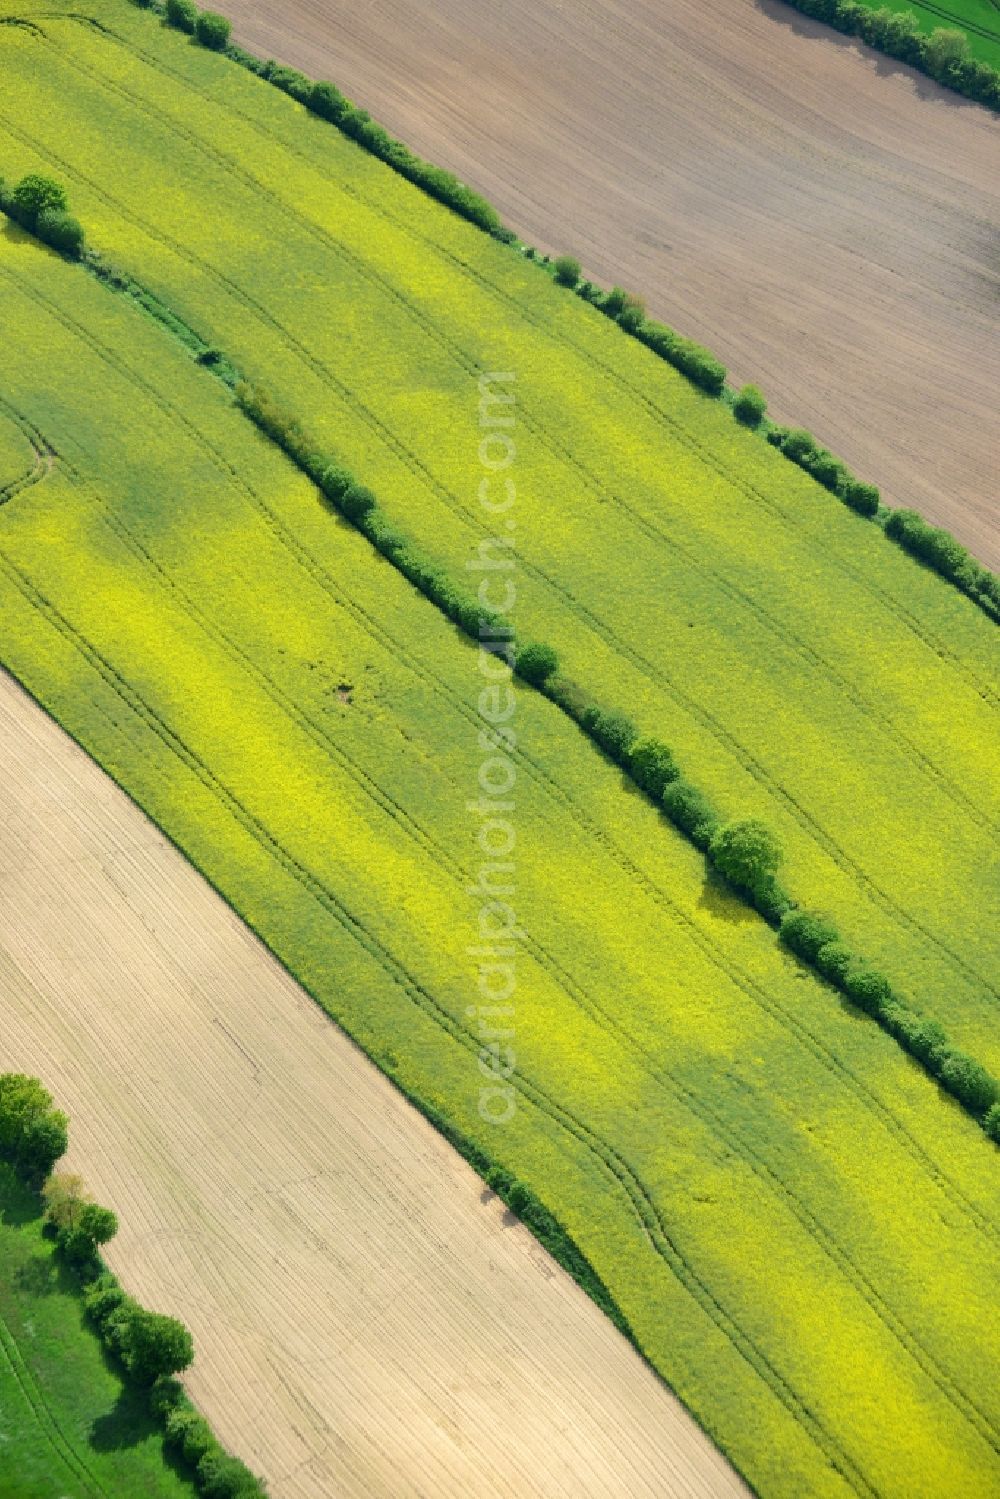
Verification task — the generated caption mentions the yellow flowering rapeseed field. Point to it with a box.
[0,5,998,1496]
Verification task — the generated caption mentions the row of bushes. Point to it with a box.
[148,0,514,239]
[544,249,998,621]
[765,424,882,517]
[234,382,509,642]
[162,0,232,52]
[0,1074,266,1499]
[128,0,1000,627]
[780,913,1000,1136]
[0,171,85,257]
[778,1,1000,111]
[885,508,1000,620]
[540,681,1000,1139]
[225,377,1000,1144]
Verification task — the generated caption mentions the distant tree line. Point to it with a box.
[0,1074,266,1499]
[776,2,1000,111]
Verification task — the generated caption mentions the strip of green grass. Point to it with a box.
[0,1163,195,1499]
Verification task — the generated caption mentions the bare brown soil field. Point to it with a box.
[0,667,749,1499]
[211,0,1000,565]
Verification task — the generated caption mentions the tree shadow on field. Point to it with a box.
[697,865,757,926]
[89,1382,162,1454]
[0,1163,44,1227]
[752,0,989,111]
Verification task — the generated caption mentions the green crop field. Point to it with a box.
[0,3,998,1496]
[856,0,1000,66]
[0,1163,195,1498]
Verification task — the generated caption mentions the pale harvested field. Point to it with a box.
[211,0,1000,565]
[0,667,748,1499]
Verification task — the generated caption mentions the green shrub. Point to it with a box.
[0,1073,68,1186]
[814,940,855,986]
[195,11,231,49]
[752,878,794,926]
[119,1308,194,1383]
[618,299,647,335]
[263,63,312,102]
[308,80,351,124]
[83,1273,127,1329]
[338,481,377,523]
[165,0,197,31]
[553,255,581,287]
[9,173,67,230]
[515,642,559,687]
[165,1406,206,1452]
[779,910,840,964]
[637,322,727,394]
[937,1051,999,1115]
[196,1450,265,1498]
[733,384,767,425]
[984,1104,1000,1144]
[843,964,893,1016]
[840,478,880,517]
[149,1375,187,1418]
[35,208,84,258]
[180,1414,216,1466]
[781,428,819,464]
[809,451,845,491]
[661,780,718,849]
[627,737,679,799]
[904,1017,949,1068]
[924,27,968,81]
[708,819,782,896]
[580,707,638,763]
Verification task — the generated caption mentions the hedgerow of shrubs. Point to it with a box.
[0,1073,267,1497]
[229,369,999,1148]
[164,0,197,32]
[778,914,1000,1137]
[194,10,231,50]
[245,61,512,237]
[884,509,1000,620]
[0,172,86,259]
[553,254,581,287]
[766,425,881,517]
[733,384,767,425]
[777,2,1000,111]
